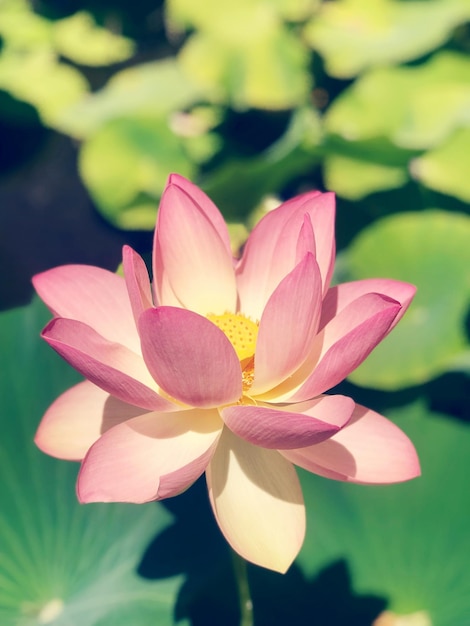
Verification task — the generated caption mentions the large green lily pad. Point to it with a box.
[0,299,186,625]
[297,400,470,625]
[341,210,470,389]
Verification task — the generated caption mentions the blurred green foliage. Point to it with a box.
[1,0,469,624]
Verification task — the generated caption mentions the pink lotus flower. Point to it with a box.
[33,174,420,573]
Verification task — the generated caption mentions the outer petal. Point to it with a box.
[33,265,141,353]
[220,395,354,449]
[237,191,335,319]
[153,183,237,314]
[42,318,176,412]
[271,293,402,403]
[282,404,421,484]
[139,307,242,408]
[251,253,322,395]
[320,279,416,330]
[78,409,222,503]
[122,245,153,323]
[35,381,146,460]
[207,429,305,573]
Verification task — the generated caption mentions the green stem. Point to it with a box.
[231,549,254,626]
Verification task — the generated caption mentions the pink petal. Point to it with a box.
[35,381,147,460]
[282,404,421,484]
[78,409,222,503]
[168,174,233,255]
[320,279,417,330]
[288,293,402,401]
[42,318,177,411]
[139,307,242,408]
[237,191,335,320]
[251,253,322,395]
[220,395,354,449]
[153,183,237,314]
[122,245,153,324]
[206,429,305,573]
[33,265,140,353]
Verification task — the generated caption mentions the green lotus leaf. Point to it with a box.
[325,52,470,150]
[53,11,135,67]
[0,299,187,626]
[56,59,204,139]
[410,127,470,202]
[297,400,470,625]
[168,0,311,109]
[79,116,195,229]
[305,0,470,77]
[342,210,470,388]
[323,153,408,200]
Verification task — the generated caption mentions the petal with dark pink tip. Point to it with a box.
[33,264,140,353]
[220,395,354,449]
[153,183,236,314]
[123,245,153,324]
[42,318,176,411]
[251,253,322,395]
[35,381,147,460]
[207,429,305,573]
[139,307,242,408]
[288,293,402,401]
[78,409,222,503]
[320,279,416,330]
[282,404,421,484]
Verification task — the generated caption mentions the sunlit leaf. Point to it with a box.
[0,299,186,625]
[53,11,134,66]
[342,210,470,388]
[305,0,470,77]
[410,128,470,202]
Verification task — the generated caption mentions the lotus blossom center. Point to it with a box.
[207,312,259,392]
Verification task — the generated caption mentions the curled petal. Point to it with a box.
[78,409,222,503]
[42,318,176,411]
[33,265,140,353]
[153,183,236,314]
[320,279,417,330]
[35,381,147,460]
[287,293,402,402]
[123,245,153,323]
[221,395,354,449]
[139,307,242,408]
[251,253,322,395]
[282,404,421,484]
[207,429,305,573]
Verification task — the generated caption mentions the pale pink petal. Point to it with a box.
[220,395,354,449]
[122,245,153,325]
[42,318,177,411]
[237,191,335,319]
[251,253,322,395]
[78,409,222,503]
[320,279,416,330]
[287,293,402,401]
[282,404,421,484]
[206,429,305,573]
[153,183,237,314]
[139,307,242,408]
[35,381,147,460]
[168,173,232,255]
[33,265,140,353]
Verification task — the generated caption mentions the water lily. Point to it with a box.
[33,174,420,573]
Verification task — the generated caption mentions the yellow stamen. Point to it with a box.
[207,312,259,391]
